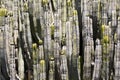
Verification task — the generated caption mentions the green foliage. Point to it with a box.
[50,24,55,37]
[67,0,72,7]
[0,8,7,16]
[39,40,43,45]
[103,36,109,43]
[42,0,48,5]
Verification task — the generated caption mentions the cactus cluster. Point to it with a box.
[0,0,120,80]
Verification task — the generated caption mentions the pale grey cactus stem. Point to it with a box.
[0,24,10,80]
[60,46,69,80]
[82,17,92,38]
[92,39,102,80]
[72,21,78,55]
[53,0,62,43]
[57,0,62,20]
[33,46,38,80]
[13,0,18,30]
[42,4,53,78]
[4,23,11,76]
[73,11,80,55]
[101,12,108,25]
[108,0,117,33]
[71,16,79,79]
[111,9,117,27]
[83,37,92,80]
[7,14,17,80]
[24,13,32,53]
[34,0,41,18]
[61,0,66,37]
[54,42,60,71]
[59,20,62,45]
[37,45,44,80]
[83,53,91,80]
[54,13,60,43]
[108,0,113,17]
[116,18,120,41]
[49,0,54,24]
[67,2,73,19]
[9,45,16,80]
[66,21,72,62]
[40,60,46,80]
[114,41,120,80]
[102,25,111,80]
[18,7,25,80]
[49,58,55,80]
[18,45,24,80]
[38,45,44,60]
[77,56,81,80]
[82,17,94,72]
[43,10,51,73]
[82,0,90,18]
